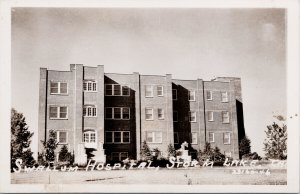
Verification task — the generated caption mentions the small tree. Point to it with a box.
[58,145,73,163]
[11,108,35,172]
[263,122,287,160]
[140,140,152,161]
[197,142,214,161]
[212,146,225,162]
[41,130,58,163]
[239,135,251,158]
[167,143,176,158]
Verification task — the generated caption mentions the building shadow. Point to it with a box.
[236,99,246,158]
[103,76,137,162]
[172,83,197,158]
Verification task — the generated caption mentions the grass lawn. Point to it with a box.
[11,165,286,185]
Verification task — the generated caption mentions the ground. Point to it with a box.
[11,165,286,185]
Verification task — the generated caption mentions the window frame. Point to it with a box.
[208,132,215,143]
[105,131,131,144]
[49,106,68,119]
[83,130,97,143]
[105,84,130,96]
[189,111,197,122]
[190,132,198,144]
[221,91,229,103]
[206,90,213,101]
[188,90,196,101]
[83,105,97,117]
[172,89,177,100]
[208,111,214,122]
[105,107,130,120]
[111,152,128,161]
[56,131,68,144]
[222,111,230,123]
[50,81,68,95]
[145,108,154,121]
[223,132,231,145]
[157,85,164,97]
[146,131,163,144]
[157,108,164,120]
[145,85,154,98]
[83,80,97,92]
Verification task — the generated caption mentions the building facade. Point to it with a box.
[38,64,245,164]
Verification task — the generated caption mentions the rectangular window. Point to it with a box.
[50,82,68,94]
[56,131,67,144]
[111,152,128,161]
[105,84,113,95]
[49,106,68,119]
[189,111,197,122]
[145,85,153,97]
[173,111,178,122]
[122,85,130,96]
[145,108,153,120]
[157,86,164,96]
[146,132,162,143]
[114,84,121,96]
[221,92,229,102]
[191,132,197,144]
[83,131,96,143]
[209,132,214,143]
[224,132,231,144]
[208,111,214,121]
[158,108,164,120]
[83,106,97,117]
[90,133,96,143]
[105,107,130,120]
[172,89,177,100]
[174,132,179,144]
[84,133,89,143]
[222,111,230,123]
[188,90,196,101]
[105,131,130,144]
[83,80,97,92]
[207,90,212,100]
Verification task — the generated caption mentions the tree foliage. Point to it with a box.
[239,135,251,158]
[263,122,287,160]
[140,140,152,161]
[41,130,58,163]
[58,145,73,163]
[167,143,176,158]
[11,108,35,172]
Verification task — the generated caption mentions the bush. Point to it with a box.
[140,141,153,161]
[242,152,262,160]
[198,142,226,166]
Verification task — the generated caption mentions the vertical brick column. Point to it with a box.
[96,65,105,144]
[197,79,206,150]
[133,72,141,160]
[38,68,48,154]
[166,74,174,146]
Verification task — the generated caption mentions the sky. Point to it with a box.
[11,8,286,158]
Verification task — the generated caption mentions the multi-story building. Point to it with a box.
[38,64,245,164]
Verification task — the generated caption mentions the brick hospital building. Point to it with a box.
[38,64,245,164]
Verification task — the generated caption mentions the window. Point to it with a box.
[50,82,68,94]
[83,106,97,117]
[208,111,214,121]
[157,86,164,96]
[83,80,97,92]
[189,111,197,122]
[221,92,229,102]
[145,85,153,97]
[83,131,97,143]
[224,132,231,144]
[105,84,130,96]
[158,108,164,120]
[191,132,197,144]
[206,90,212,100]
[111,152,128,161]
[188,90,196,101]
[145,108,153,120]
[172,89,177,100]
[105,131,130,144]
[105,107,130,120]
[222,111,230,123]
[174,132,179,144]
[49,106,68,119]
[173,111,178,122]
[56,131,67,144]
[208,132,214,143]
[146,132,162,143]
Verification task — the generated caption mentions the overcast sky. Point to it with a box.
[12,8,286,157]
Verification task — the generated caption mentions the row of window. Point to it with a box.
[54,130,230,145]
[49,105,230,123]
[50,82,229,103]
